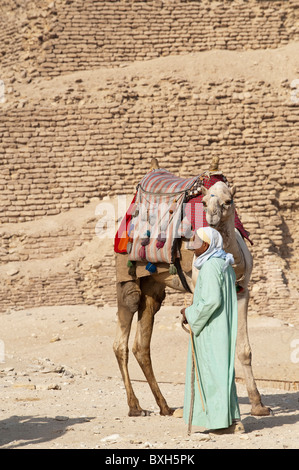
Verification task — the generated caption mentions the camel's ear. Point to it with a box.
[230,184,237,197]
[201,186,208,196]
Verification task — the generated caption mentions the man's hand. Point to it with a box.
[180,307,188,325]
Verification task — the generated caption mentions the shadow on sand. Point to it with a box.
[239,391,299,433]
[0,415,95,449]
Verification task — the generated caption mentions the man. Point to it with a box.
[180,226,244,434]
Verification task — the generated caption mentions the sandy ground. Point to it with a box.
[0,304,298,450]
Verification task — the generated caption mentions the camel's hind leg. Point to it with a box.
[237,289,271,416]
[113,281,144,416]
[132,277,173,416]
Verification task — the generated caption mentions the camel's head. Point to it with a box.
[201,181,236,229]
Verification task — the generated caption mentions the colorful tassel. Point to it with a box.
[139,245,146,259]
[156,240,165,249]
[156,231,166,249]
[146,262,157,274]
[127,260,133,267]
[141,237,150,246]
[169,263,177,275]
[157,231,166,241]
[141,229,150,246]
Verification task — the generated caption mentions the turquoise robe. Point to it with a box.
[183,257,240,430]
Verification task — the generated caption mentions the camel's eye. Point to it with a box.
[202,200,207,207]
[222,199,233,209]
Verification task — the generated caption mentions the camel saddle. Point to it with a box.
[114,169,251,261]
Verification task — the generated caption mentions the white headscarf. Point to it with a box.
[193,227,234,272]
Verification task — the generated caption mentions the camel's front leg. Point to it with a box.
[237,289,271,416]
[132,279,172,416]
[113,305,145,416]
[113,282,144,416]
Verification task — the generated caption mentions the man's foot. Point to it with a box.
[209,420,245,435]
[173,407,184,418]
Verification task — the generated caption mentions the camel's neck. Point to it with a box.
[217,210,243,266]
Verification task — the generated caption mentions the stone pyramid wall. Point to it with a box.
[0,0,298,326]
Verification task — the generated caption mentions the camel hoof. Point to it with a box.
[128,409,151,417]
[251,404,271,416]
[159,407,174,416]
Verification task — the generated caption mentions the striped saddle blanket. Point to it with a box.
[128,170,197,265]
[114,169,251,265]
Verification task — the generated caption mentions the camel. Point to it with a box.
[113,159,271,418]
